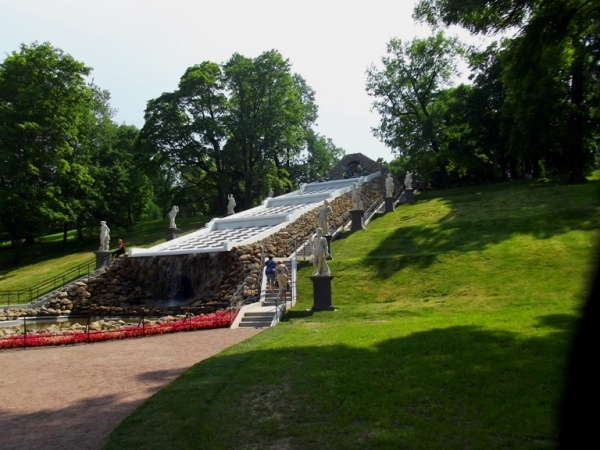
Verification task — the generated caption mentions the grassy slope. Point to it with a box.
[0,216,213,293]
[78,178,600,448]
[104,178,599,450]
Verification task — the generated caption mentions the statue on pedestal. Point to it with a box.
[404,171,413,190]
[168,206,179,228]
[227,195,236,215]
[352,182,362,210]
[385,173,394,197]
[312,228,331,276]
[268,187,274,198]
[317,200,333,236]
[99,221,110,251]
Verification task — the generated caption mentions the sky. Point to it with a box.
[0,0,487,163]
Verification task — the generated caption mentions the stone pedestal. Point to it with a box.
[405,189,415,203]
[385,196,395,212]
[166,227,180,241]
[350,209,365,231]
[311,275,335,311]
[94,250,111,270]
[325,234,333,260]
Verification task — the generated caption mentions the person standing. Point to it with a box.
[263,256,277,291]
[275,260,289,299]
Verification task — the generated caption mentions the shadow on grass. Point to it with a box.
[283,309,314,321]
[535,314,578,331]
[366,211,385,225]
[106,319,575,450]
[366,179,600,279]
[333,228,360,242]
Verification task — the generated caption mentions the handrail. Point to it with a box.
[363,194,384,223]
[363,194,383,217]
[0,258,97,306]
[273,257,295,321]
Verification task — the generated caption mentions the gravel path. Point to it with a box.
[0,328,262,450]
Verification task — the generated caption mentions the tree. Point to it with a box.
[366,32,464,187]
[139,61,232,215]
[89,122,154,231]
[414,0,600,181]
[224,50,310,208]
[140,51,321,214]
[289,130,345,184]
[433,84,500,183]
[467,42,513,180]
[0,42,95,261]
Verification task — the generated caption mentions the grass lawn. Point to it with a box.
[0,216,214,294]
[105,176,599,449]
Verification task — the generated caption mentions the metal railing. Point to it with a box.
[0,258,97,306]
[363,194,384,222]
[0,311,233,349]
[273,257,295,322]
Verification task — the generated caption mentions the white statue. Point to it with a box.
[99,221,110,251]
[351,182,362,210]
[317,200,333,235]
[268,188,274,198]
[385,173,394,197]
[168,206,179,228]
[311,228,330,276]
[404,171,413,190]
[227,194,236,215]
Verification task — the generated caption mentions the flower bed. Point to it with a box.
[0,309,239,350]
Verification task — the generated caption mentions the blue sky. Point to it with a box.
[0,0,487,163]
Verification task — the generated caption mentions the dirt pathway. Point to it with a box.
[0,328,262,450]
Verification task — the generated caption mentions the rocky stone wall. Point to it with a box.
[327,153,385,180]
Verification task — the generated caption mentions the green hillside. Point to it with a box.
[105,176,599,449]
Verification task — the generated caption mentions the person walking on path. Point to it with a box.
[275,260,289,300]
[262,256,277,291]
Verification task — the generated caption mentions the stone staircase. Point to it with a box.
[236,259,294,328]
[237,310,276,328]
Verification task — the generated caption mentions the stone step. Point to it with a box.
[238,322,271,328]
[240,319,273,325]
[263,298,288,304]
[239,313,274,327]
[244,312,275,317]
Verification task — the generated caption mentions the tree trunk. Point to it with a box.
[218,186,227,216]
[62,222,68,249]
[128,206,133,231]
[76,218,84,243]
[532,159,541,178]
[567,40,587,184]
[439,165,451,189]
[13,242,22,265]
[244,173,253,211]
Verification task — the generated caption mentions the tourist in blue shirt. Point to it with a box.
[263,256,277,291]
